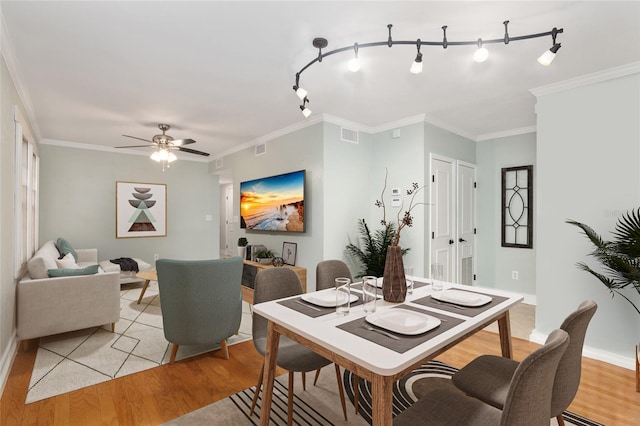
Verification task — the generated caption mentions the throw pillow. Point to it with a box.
[48,264,99,277]
[55,253,80,269]
[55,237,78,262]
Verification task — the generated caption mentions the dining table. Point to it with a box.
[252,277,524,426]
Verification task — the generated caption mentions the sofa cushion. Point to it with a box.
[56,237,78,262]
[55,253,80,269]
[48,264,100,277]
[27,240,60,279]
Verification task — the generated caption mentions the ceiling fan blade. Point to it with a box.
[171,138,196,146]
[178,146,210,156]
[122,134,154,143]
[115,145,156,148]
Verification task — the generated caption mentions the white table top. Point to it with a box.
[252,280,523,376]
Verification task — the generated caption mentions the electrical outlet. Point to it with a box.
[512,270,519,280]
[154,254,159,261]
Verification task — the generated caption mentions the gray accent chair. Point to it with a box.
[249,267,348,425]
[452,300,597,426]
[156,257,243,363]
[394,329,570,426]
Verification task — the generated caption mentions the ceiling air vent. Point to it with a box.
[255,143,266,156]
[215,158,223,169]
[341,127,359,144]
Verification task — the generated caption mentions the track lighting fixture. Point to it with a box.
[300,97,312,118]
[410,39,423,74]
[537,27,562,66]
[474,38,489,63]
[292,21,563,118]
[348,43,360,72]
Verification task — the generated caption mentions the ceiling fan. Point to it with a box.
[117,123,210,157]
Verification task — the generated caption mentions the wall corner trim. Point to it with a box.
[530,61,640,97]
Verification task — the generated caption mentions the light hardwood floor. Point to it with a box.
[2,329,639,425]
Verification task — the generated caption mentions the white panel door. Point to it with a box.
[431,157,455,282]
[457,162,476,285]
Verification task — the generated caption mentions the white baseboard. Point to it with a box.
[0,332,18,397]
[530,329,635,371]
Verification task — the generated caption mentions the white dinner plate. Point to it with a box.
[365,308,441,335]
[301,290,359,307]
[375,277,415,289]
[431,289,492,307]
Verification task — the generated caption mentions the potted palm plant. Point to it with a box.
[567,208,640,315]
[346,218,408,278]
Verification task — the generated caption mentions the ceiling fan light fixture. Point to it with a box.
[150,150,162,162]
[167,151,177,163]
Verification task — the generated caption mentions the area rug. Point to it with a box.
[166,360,603,426]
[25,280,253,403]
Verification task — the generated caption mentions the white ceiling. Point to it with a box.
[2,1,640,161]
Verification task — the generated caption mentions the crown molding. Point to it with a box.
[530,62,640,97]
[476,125,536,142]
[40,139,209,162]
[1,12,42,142]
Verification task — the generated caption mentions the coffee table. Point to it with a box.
[135,269,157,304]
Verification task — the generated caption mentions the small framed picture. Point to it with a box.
[116,181,167,238]
[282,242,297,266]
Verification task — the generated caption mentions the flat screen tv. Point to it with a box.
[240,170,305,232]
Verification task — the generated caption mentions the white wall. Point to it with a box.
[476,132,537,297]
[535,71,640,365]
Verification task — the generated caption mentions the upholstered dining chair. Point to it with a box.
[315,259,361,413]
[452,299,597,426]
[156,257,243,364]
[316,259,353,290]
[249,267,348,425]
[394,329,570,426]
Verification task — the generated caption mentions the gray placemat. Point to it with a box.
[412,290,509,317]
[278,295,364,318]
[336,305,464,353]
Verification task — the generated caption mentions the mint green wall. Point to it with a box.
[0,54,38,390]
[219,124,325,290]
[476,133,536,296]
[372,123,426,275]
[536,73,640,361]
[323,122,373,275]
[38,144,220,262]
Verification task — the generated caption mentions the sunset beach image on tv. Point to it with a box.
[240,170,305,232]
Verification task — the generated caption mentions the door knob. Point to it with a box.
[459,238,466,242]
[449,239,454,244]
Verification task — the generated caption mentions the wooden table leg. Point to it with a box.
[259,321,280,426]
[136,279,151,304]
[371,374,394,426]
[497,310,513,359]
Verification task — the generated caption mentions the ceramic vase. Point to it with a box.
[382,245,407,302]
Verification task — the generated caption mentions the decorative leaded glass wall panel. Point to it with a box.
[501,165,533,248]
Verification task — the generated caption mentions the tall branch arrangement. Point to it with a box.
[375,168,426,246]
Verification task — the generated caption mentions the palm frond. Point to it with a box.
[613,207,640,257]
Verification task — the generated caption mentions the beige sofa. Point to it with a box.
[17,240,120,340]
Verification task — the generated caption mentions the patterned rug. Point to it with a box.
[25,280,252,403]
[166,360,602,425]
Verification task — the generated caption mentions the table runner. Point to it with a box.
[278,295,364,318]
[337,305,464,353]
[412,290,509,317]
